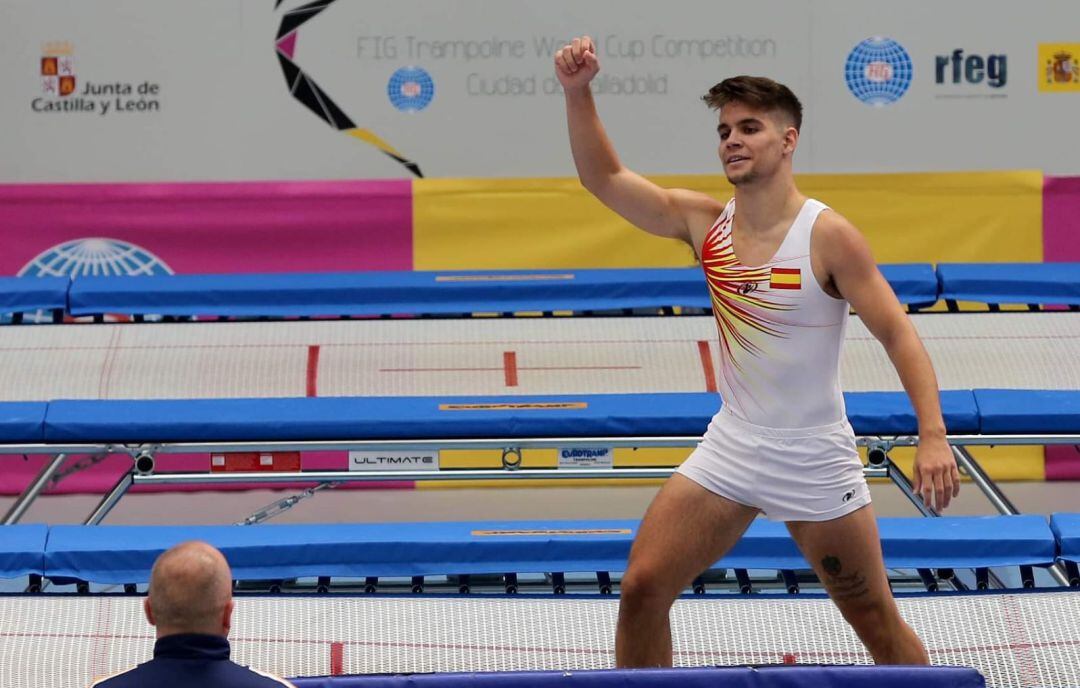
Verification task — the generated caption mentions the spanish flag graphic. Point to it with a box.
[769,267,801,290]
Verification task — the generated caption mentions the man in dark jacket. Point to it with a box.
[91,541,295,687]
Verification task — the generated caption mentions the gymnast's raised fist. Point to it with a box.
[554,36,599,90]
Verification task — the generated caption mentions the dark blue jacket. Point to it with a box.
[91,633,294,687]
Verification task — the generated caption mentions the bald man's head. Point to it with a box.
[145,541,234,638]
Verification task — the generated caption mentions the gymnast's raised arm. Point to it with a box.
[554,35,721,246]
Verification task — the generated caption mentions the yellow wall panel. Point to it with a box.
[413,171,1042,268]
[798,170,1043,263]
[413,177,696,269]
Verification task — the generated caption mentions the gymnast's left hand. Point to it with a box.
[912,435,960,511]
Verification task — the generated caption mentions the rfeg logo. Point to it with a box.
[934,49,1007,89]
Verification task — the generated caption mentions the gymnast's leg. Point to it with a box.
[616,473,759,667]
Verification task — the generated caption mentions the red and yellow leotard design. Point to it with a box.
[700,199,849,428]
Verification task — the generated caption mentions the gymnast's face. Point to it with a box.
[716,101,798,186]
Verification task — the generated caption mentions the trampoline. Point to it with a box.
[0,264,1078,688]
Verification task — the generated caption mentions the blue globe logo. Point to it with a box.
[845,37,913,106]
[19,238,173,278]
[387,67,434,112]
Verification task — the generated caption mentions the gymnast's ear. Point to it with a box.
[782,125,799,157]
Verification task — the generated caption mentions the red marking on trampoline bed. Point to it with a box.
[504,351,518,387]
[379,366,641,373]
[697,340,718,393]
[89,591,113,680]
[95,328,121,398]
[306,345,320,397]
[330,641,344,675]
[380,367,504,372]
[524,366,640,371]
[1000,594,1040,688]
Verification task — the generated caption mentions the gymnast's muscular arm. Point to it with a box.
[814,211,960,512]
[555,36,722,246]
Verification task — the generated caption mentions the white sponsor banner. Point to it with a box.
[349,450,440,472]
[557,447,614,469]
[0,0,1076,181]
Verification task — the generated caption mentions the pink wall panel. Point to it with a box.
[0,180,413,276]
[1043,177,1080,479]
[1044,176,1080,262]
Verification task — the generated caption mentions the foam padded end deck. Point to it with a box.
[1051,513,1080,563]
[0,402,49,443]
[0,524,48,579]
[0,276,68,313]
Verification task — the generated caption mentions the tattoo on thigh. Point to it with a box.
[820,554,870,601]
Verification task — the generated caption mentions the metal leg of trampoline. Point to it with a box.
[84,470,134,526]
[883,456,938,518]
[2,453,67,525]
[883,454,1010,589]
[951,446,1020,515]
[951,445,1070,587]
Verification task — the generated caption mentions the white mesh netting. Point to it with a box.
[0,313,1075,400]
[1,591,1077,688]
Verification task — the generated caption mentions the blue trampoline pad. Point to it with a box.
[845,390,978,435]
[974,390,1080,434]
[41,391,985,444]
[66,266,941,318]
[68,268,712,317]
[0,276,68,314]
[290,665,984,688]
[937,262,1080,305]
[43,394,717,443]
[0,402,49,443]
[0,524,48,579]
[41,516,1058,584]
[878,264,938,307]
[1051,513,1080,563]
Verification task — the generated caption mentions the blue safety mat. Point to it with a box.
[1050,513,1080,563]
[41,516,1059,584]
[0,276,68,314]
[879,264,938,307]
[0,525,48,579]
[974,390,1080,434]
[0,402,48,443]
[937,262,1080,305]
[66,266,941,318]
[290,666,985,688]
[41,391,982,443]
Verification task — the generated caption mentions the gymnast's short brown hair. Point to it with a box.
[702,76,803,132]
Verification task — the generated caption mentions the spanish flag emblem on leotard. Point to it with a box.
[769,267,801,290]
